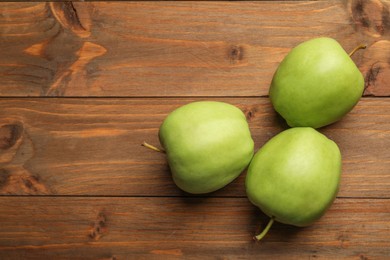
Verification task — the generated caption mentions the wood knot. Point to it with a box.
[228,45,244,63]
[89,211,108,240]
[360,40,390,96]
[243,106,257,121]
[365,63,381,93]
[0,169,10,189]
[349,0,390,37]
[337,231,350,248]
[0,123,23,150]
[22,175,40,192]
[50,2,91,38]
[364,61,390,96]
[0,166,49,195]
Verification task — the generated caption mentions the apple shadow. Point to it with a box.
[249,207,305,243]
[272,111,290,130]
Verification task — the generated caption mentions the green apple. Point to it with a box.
[159,101,254,194]
[269,37,364,128]
[245,127,341,240]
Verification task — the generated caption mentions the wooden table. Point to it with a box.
[1,1,389,259]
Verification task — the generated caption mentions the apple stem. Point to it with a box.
[348,44,366,57]
[142,142,165,153]
[254,217,274,242]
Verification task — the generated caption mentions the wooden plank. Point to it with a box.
[0,97,389,197]
[1,1,389,97]
[0,197,388,259]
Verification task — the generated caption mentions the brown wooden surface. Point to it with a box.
[0,98,389,199]
[0,197,389,259]
[1,1,390,259]
[1,1,390,97]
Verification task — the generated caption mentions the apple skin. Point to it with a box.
[159,101,254,194]
[269,37,364,128]
[245,127,341,227]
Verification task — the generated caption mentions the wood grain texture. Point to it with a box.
[1,1,390,97]
[0,197,389,259]
[0,97,389,198]
[1,1,390,259]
